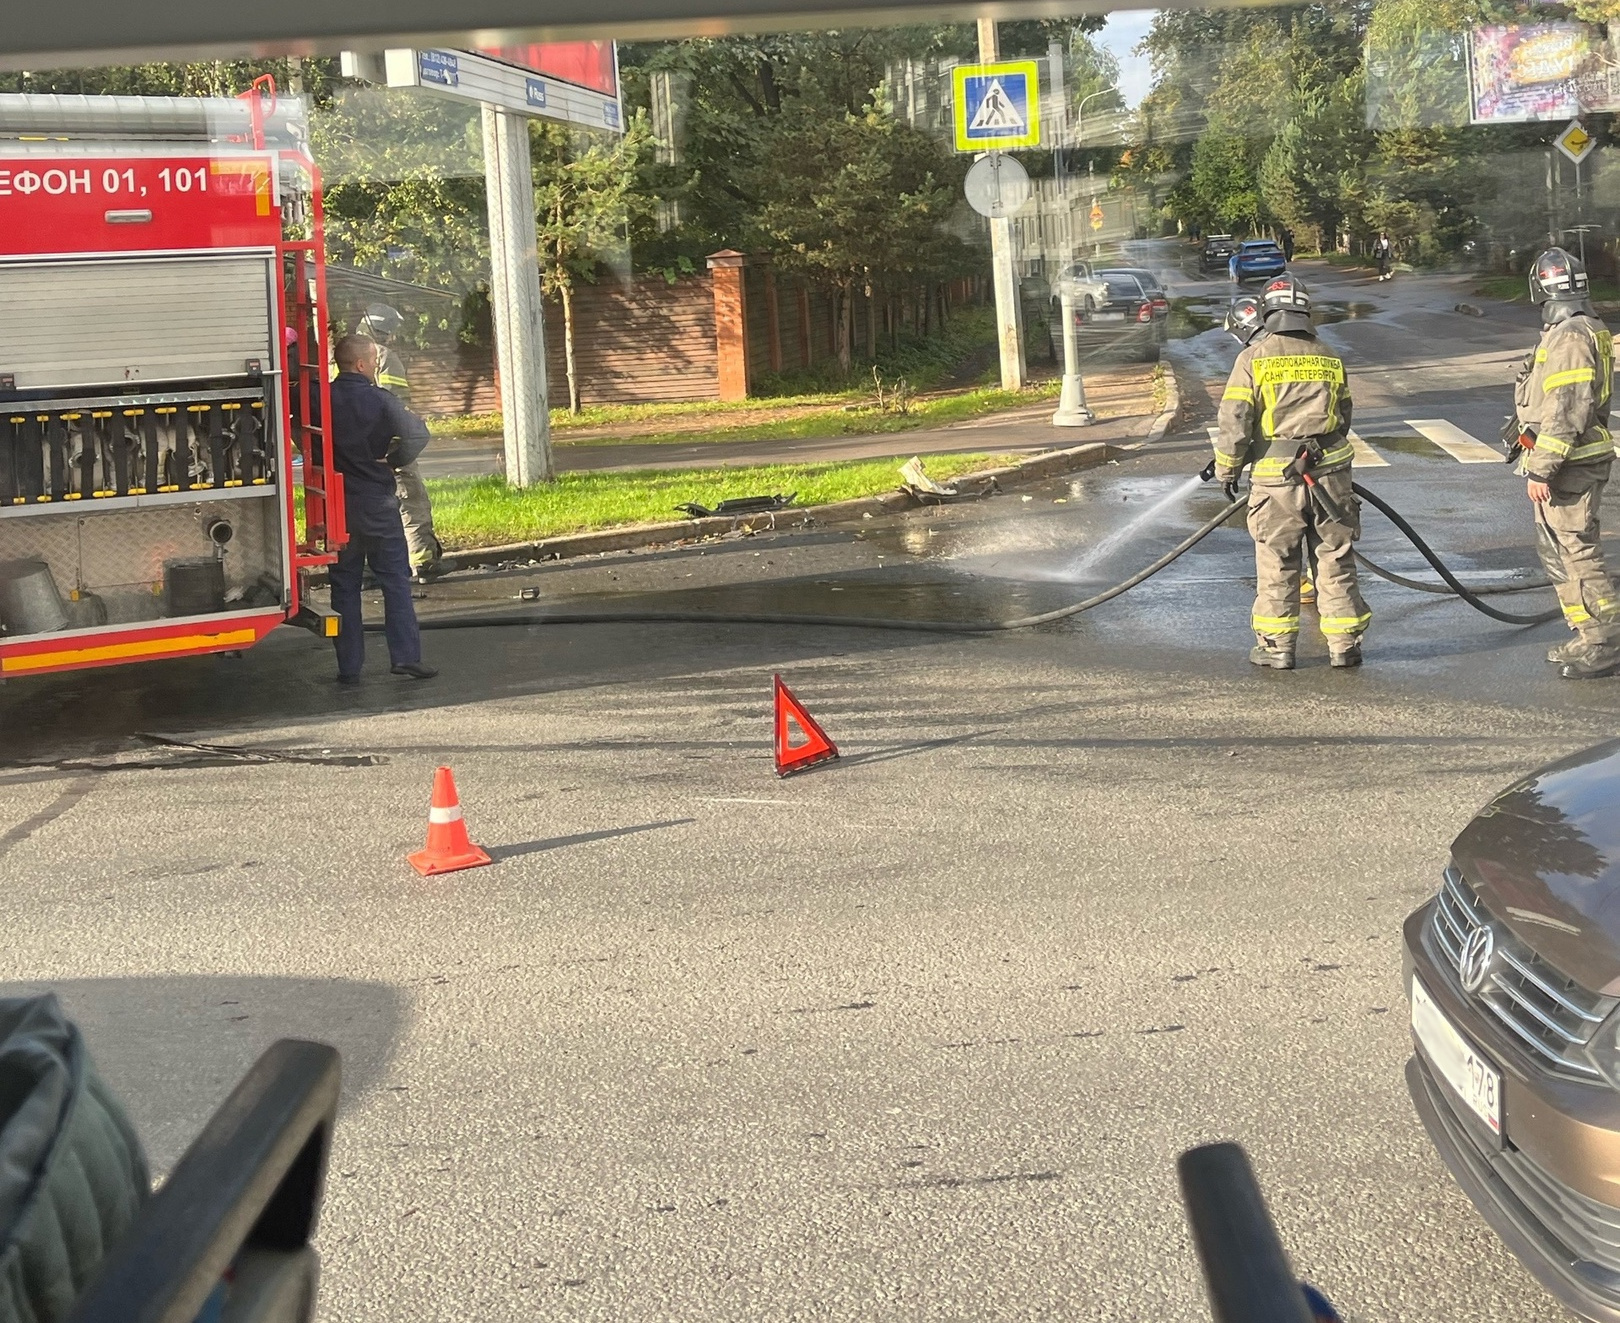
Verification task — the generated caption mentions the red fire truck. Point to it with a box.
[0,81,345,678]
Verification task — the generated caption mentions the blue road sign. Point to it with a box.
[953,62,1041,152]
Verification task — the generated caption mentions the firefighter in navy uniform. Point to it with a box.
[328,334,437,683]
[1214,276,1369,669]
[1513,248,1620,678]
[358,303,443,581]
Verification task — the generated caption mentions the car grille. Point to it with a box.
[1497,1144,1620,1274]
[1432,865,1615,1080]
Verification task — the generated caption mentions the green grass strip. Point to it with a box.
[427,381,1060,446]
[423,452,1017,550]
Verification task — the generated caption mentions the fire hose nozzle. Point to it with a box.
[1199,458,1217,484]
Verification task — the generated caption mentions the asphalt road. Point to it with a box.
[0,245,1611,1322]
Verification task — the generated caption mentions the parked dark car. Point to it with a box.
[1200,235,1236,272]
[1048,273,1160,362]
[1405,739,1620,1322]
[1096,267,1170,344]
[1229,239,1288,282]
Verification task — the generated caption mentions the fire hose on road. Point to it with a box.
[375,481,1563,636]
[1354,553,1548,598]
[1349,483,1560,627]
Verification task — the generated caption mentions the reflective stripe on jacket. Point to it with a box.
[376,344,413,406]
[1517,313,1614,480]
[1215,331,1353,486]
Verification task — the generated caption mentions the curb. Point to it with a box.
[444,440,1118,571]
[1144,358,1183,444]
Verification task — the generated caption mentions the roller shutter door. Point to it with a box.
[0,253,274,390]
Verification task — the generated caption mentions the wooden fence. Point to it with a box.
[404,255,980,416]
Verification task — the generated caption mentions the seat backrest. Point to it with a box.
[0,994,150,1323]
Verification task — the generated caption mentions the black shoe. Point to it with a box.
[337,673,361,686]
[1562,647,1620,680]
[1547,637,1590,664]
[1329,642,1363,669]
[391,662,438,680]
[1249,638,1295,670]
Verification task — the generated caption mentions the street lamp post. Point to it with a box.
[1075,86,1117,259]
[1053,84,1118,429]
[1052,274,1094,427]
[1073,85,1118,156]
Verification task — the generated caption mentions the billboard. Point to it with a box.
[380,41,623,131]
[1467,22,1620,123]
[475,42,619,99]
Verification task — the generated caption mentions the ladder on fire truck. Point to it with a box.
[238,76,345,569]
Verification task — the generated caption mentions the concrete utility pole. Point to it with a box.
[978,18,1026,392]
[481,103,554,485]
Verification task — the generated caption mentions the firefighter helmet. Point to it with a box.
[1260,274,1312,333]
[360,303,404,341]
[1225,295,1265,345]
[1529,247,1592,322]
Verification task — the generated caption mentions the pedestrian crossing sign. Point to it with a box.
[953,61,1041,153]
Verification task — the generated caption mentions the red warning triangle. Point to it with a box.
[774,674,839,777]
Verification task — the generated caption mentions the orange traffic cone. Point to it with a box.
[408,767,493,876]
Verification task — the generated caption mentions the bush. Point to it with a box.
[752,307,996,397]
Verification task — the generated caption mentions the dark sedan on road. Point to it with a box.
[1229,240,1288,282]
[1406,739,1620,1323]
[1049,273,1160,362]
[1200,234,1236,272]
[1096,267,1170,344]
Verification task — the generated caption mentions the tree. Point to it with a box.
[0,57,329,99]
[1130,3,1373,244]
[313,87,490,298]
[1186,130,1266,231]
[745,89,960,369]
[1260,70,1369,250]
[532,115,653,413]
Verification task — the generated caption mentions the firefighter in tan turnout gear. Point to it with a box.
[1512,248,1620,679]
[1214,275,1370,669]
[1223,295,1317,607]
[359,304,444,581]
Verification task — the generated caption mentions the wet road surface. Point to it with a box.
[1,250,1610,1323]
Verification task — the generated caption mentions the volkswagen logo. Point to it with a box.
[1460,925,1496,995]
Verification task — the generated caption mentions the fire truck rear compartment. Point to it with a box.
[0,500,284,630]
[0,254,275,391]
[0,250,289,639]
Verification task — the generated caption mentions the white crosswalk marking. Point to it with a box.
[1347,430,1389,467]
[1404,419,1502,463]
